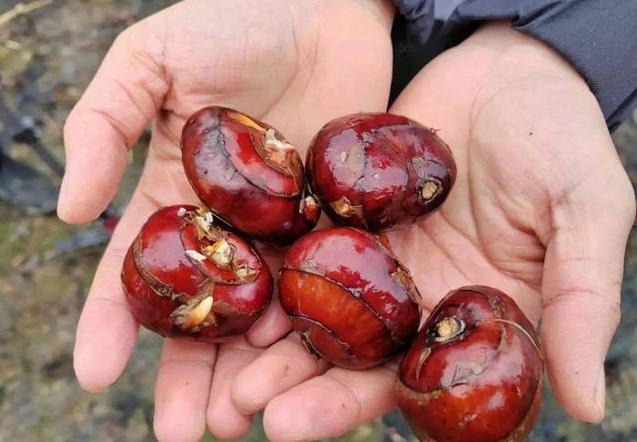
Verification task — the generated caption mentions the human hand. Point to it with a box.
[231,22,636,441]
[56,0,394,440]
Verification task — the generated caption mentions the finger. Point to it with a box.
[245,246,292,347]
[73,250,138,392]
[206,336,260,439]
[232,335,328,414]
[58,16,168,223]
[263,364,397,442]
[244,216,339,348]
[72,194,156,391]
[245,298,292,348]
[541,171,635,423]
[154,338,217,442]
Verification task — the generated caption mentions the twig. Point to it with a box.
[0,0,52,29]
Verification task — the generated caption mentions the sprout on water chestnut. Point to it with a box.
[395,285,544,442]
[121,205,273,343]
[307,112,456,232]
[181,106,320,245]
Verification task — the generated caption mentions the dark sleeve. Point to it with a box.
[394,0,637,132]
[391,0,436,44]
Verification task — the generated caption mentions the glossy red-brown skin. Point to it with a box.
[307,112,456,232]
[121,205,273,343]
[181,106,320,245]
[396,286,544,442]
[278,226,421,369]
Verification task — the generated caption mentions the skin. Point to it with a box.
[232,24,636,441]
[58,1,636,441]
[59,1,393,441]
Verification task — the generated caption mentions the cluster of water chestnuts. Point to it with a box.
[121,106,544,442]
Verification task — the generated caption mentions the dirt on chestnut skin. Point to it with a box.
[278,226,421,369]
[121,205,273,343]
[306,112,456,232]
[395,285,544,442]
[181,106,320,245]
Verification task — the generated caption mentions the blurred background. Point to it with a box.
[0,1,636,441]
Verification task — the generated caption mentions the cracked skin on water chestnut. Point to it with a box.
[278,226,422,369]
[395,285,544,442]
[306,112,456,232]
[181,106,320,246]
[121,205,273,343]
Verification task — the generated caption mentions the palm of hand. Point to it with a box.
[60,1,394,441]
[389,40,632,423]
[133,0,394,213]
[234,30,634,442]
[388,50,552,322]
[61,5,636,440]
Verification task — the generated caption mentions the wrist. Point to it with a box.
[462,21,588,90]
[348,0,396,31]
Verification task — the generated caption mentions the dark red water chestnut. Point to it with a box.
[395,285,544,442]
[278,226,421,369]
[181,106,320,245]
[306,112,456,231]
[121,205,273,342]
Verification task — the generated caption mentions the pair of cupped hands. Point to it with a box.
[57,1,635,441]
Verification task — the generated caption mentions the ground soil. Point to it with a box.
[1,1,636,441]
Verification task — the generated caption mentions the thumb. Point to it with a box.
[58,17,168,223]
[540,168,635,423]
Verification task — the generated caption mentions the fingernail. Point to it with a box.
[57,173,70,211]
[593,364,606,421]
[57,171,77,222]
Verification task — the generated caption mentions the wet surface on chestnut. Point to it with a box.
[121,205,273,342]
[307,112,456,231]
[396,286,544,442]
[6,5,637,439]
[181,106,320,245]
[278,226,421,369]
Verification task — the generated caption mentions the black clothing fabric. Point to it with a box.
[391,0,637,131]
